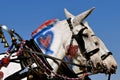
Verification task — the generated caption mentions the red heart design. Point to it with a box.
[40,35,51,48]
[35,31,54,54]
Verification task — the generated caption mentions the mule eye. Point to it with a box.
[82,33,88,37]
[95,42,99,45]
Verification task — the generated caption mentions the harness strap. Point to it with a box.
[73,32,86,56]
[24,49,91,68]
[85,48,99,59]
[67,18,73,31]
[66,18,87,57]
[101,52,112,60]
[67,18,78,57]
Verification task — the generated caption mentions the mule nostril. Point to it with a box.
[96,63,100,66]
[110,65,117,73]
[112,65,117,69]
[110,68,115,73]
[96,63,102,69]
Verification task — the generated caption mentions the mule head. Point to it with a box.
[64,7,117,74]
[64,7,104,73]
[84,21,117,74]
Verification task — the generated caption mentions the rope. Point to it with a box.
[22,42,89,80]
[24,49,91,69]
[32,49,89,80]
[108,74,111,80]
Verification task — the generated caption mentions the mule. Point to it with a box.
[0,8,95,79]
[0,7,117,80]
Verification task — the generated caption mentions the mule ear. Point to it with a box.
[64,8,75,19]
[73,7,95,26]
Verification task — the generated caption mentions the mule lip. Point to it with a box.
[104,68,117,74]
[88,66,117,74]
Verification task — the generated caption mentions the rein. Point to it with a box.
[19,43,91,80]
[24,48,91,69]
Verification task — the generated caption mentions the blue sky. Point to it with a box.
[0,0,120,80]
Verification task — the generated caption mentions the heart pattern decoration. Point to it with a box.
[37,31,54,54]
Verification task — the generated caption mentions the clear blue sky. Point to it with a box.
[0,0,120,80]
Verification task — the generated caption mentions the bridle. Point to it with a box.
[67,18,99,60]
[66,18,112,80]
